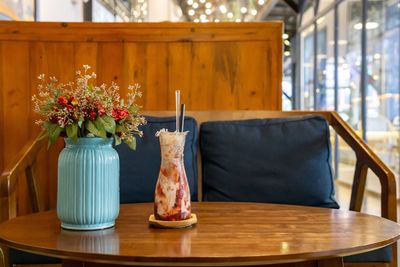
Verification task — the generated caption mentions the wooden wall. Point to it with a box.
[0,21,282,215]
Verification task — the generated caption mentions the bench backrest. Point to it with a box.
[143,111,335,200]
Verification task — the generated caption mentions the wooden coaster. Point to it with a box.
[148,214,197,229]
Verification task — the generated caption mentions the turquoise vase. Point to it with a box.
[57,137,119,230]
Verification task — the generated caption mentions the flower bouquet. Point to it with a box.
[32,65,146,230]
[32,65,146,149]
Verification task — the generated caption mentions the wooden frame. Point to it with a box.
[0,110,397,267]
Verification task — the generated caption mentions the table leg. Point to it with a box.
[62,260,85,267]
[317,257,344,267]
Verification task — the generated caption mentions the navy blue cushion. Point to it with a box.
[115,116,198,203]
[344,246,392,262]
[200,115,339,208]
[10,249,61,264]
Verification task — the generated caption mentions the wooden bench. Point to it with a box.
[0,110,397,267]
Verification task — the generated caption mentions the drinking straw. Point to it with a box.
[175,90,180,132]
[179,104,185,132]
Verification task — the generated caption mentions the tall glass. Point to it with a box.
[154,132,191,221]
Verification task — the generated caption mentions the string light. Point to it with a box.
[219,5,227,14]
[183,0,267,23]
[131,0,148,22]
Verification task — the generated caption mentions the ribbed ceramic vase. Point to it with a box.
[154,132,191,221]
[57,138,119,230]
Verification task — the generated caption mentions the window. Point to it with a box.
[318,0,335,14]
[333,0,363,186]
[301,26,315,110]
[298,0,400,197]
[337,1,362,130]
[366,0,400,179]
[316,11,335,110]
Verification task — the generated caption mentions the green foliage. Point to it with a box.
[125,137,136,150]
[114,135,122,146]
[128,105,139,114]
[98,116,116,134]
[46,123,63,146]
[116,124,127,133]
[92,118,107,138]
[85,120,97,136]
[66,123,78,143]
[85,120,106,138]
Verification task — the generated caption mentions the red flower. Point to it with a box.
[66,104,74,110]
[112,108,129,122]
[57,96,68,106]
[89,111,97,121]
[97,104,106,116]
[112,109,118,119]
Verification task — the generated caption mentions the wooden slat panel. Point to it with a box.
[1,42,31,215]
[97,43,124,93]
[74,42,98,77]
[211,42,239,109]
[29,42,50,210]
[0,21,283,214]
[190,42,214,110]
[267,34,283,109]
[167,42,192,110]
[123,43,146,108]
[237,42,268,109]
[43,42,75,208]
[145,43,168,110]
[0,43,3,177]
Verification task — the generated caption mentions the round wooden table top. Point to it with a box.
[0,202,400,266]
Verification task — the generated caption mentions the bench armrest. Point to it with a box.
[0,132,47,222]
[327,112,397,221]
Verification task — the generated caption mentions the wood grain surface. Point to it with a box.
[0,202,399,266]
[0,22,282,216]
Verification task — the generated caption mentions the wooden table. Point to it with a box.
[0,202,399,267]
